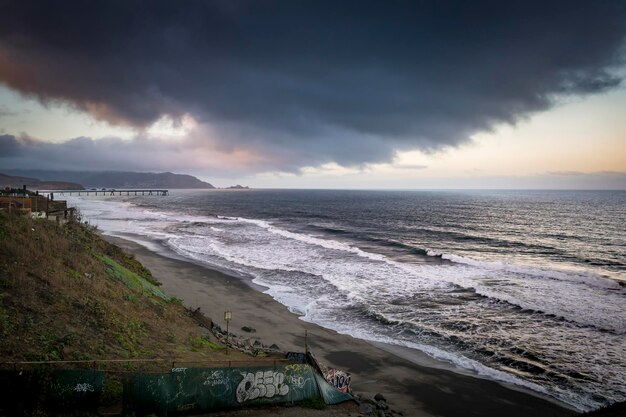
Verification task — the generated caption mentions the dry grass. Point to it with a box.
[0,211,251,369]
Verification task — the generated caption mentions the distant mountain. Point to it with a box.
[5,170,215,189]
[224,184,250,189]
[0,172,84,190]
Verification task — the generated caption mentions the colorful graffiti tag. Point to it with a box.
[324,368,352,393]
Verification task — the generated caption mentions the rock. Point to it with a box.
[253,340,262,347]
[269,343,280,350]
[377,410,386,417]
[359,402,374,415]
[241,326,256,333]
[377,400,389,410]
[374,393,387,402]
[363,397,378,406]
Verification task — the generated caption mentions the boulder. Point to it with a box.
[359,403,375,415]
[374,393,387,402]
[363,397,378,406]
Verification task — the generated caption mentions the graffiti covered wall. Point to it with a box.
[125,364,332,415]
[0,361,353,415]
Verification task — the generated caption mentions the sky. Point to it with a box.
[1,1,625,189]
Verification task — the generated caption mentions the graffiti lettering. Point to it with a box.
[284,363,306,373]
[177,403,196,411]
[236,371,289,403]
[288,375,305,389]
[171,367,187,373]
[203,370,229,387]
[324,369,352,393]
[74,383,94,393]
[286,352,306,363]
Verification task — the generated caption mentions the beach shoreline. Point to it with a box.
[103,232,577,417]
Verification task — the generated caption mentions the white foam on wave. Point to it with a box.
[166,218,626,408]
[68,196,626,410]
[426,249,621,290]
[301,309,557,400]
[234,217,389,262]
[72,196,625,334]
[212,217,625,333]
[400,260,626,334]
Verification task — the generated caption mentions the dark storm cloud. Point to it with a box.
[0,0,625,169]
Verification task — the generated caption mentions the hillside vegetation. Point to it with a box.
[0,172,83,190]
[0,211,242,365]
[4,170,215,189]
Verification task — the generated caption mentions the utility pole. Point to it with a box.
[224,311,232,355]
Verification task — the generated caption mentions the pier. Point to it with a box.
[35,189,169,196]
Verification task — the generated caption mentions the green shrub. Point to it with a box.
[100,377,123,407]
[188,335,225,351]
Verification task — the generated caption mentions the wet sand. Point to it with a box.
[106,235,578,417]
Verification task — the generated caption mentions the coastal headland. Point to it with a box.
[107,234,577,417]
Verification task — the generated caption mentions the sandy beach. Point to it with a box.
[107,234,577,417]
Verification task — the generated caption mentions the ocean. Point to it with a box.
[66,189,626,411]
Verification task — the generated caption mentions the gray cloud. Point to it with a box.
[0,134,20,155]
[1,1,625,171]
[2,135,625,189]
[0,104,17,118]
[0,133,270,176]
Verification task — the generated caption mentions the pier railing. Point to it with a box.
[35,189,169,196]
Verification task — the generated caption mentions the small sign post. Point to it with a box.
[224,311,232,354]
